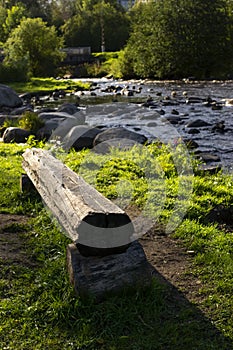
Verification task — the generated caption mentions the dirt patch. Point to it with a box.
[0,214,29,231]
[0,213,31,264]
[140,227,203,304]
[0,213,203,305]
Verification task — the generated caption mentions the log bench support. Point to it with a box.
[21,148,152,300]
[67,241,152,301]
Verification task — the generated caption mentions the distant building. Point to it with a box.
[61,47,92,65]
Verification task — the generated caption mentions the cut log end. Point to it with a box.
[76,212,134,255]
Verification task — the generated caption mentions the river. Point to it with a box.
[53,78,232,173]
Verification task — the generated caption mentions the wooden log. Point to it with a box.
[22,148,134,254]
[66,241,152,301]
[20,173,36,193]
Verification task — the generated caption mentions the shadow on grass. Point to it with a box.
[53,264,232,350]
[0,222,232,350]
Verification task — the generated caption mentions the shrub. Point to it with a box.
[19,111,44,133]
[0,59,29,82]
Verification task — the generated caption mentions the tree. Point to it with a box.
[2,4,27,40]
[0,5,7,44]
[124,0,231,79]
[62,1,130,51]
[4,17,64,76]
[50,0,76,27]
[1,0,53,23]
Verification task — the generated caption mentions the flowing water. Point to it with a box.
[43,78,233,172]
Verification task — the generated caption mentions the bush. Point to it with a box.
[81,52,129,78]
[0,59,29,82]
[19,111,44,133]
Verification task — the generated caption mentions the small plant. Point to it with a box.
[26,135,45,148]
[3,118,19,128]
[19,111,44,133]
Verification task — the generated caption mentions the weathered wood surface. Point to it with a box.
[22,148,134,250]
[67,241,152,301]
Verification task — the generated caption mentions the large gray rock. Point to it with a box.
[186,119,211,128]
[38,111,86,137]
[61,125,102,151]
[93,127,147,146]
[58,103,79,115]
[38,111,79,121]
[0,85,23,108]
[10,105,33,115]
[92,127,147,154]
[3,127,31,143]
[36,120,60,140]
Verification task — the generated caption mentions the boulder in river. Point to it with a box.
[0,85,22,109]
[58,103,79,115]
[38,111,84,123]
[197,153,221,163]
[36,120,61,140]
[92,127,148,154]
[61,125,103,151]
[93,127,147,147]
[3,127,31,143]
[186,119,211,128]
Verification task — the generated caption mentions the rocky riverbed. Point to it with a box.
[76,78,233,172]
[0,79,233,172]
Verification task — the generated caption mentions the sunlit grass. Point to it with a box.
[7,77,91,94]
[0,142,232,349]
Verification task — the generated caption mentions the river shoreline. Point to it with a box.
[1,79,233,172]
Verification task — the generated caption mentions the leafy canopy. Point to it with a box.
[62,1,129,51]
[4,17,64,76]
[2,4,27,40]
[124,0,232,79]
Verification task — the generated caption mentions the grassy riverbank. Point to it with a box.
[0,142,232,349]
[7,77,91,94]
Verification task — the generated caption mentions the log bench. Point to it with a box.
[21,148,152,300]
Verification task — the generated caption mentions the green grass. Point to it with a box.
[7,77,91,94]
[0,142,232,349]
[85,52,121,78]
[0,143,43,215]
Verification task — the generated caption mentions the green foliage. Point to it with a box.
[0,143,42,214]
[123,0,232,79]
[2,118,18,128]
[107,49,136,79]
[26,135,46,148]
[1,112,44,136]
[18,111,44,133]
[4,17,64,77]
[62,1,130,52]
[0,59,29,83]
[0,4,7,44]
[2,4,27,41]
[85,51,121,77]
[65,142,195,225]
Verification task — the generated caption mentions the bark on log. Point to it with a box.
[22,148,134,253]
[66,241,152,301]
